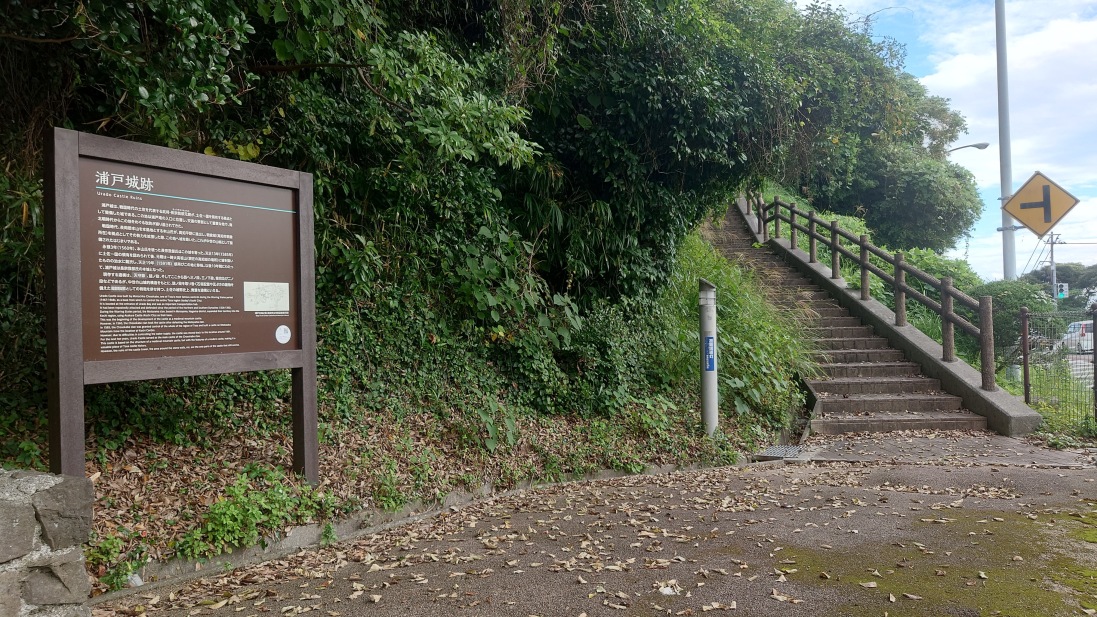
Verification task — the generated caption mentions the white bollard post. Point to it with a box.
[699,278,718,436]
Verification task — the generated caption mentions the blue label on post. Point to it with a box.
[704,336,715,371]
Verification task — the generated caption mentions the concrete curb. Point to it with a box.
[87,459,749,605]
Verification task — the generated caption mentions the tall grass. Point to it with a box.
[657,231,815,429]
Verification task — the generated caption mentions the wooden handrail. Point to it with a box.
[754,194,997,391]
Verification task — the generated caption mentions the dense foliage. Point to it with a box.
[774,5,982,251]
[0,0,840,465]
[0,0,1002,586]
[0,1,984,459]
[1023,262,1097,310]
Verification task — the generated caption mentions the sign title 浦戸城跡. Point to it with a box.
[95,170,155,192]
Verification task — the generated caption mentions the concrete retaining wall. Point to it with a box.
[1,469,93,617]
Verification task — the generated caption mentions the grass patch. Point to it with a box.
[781,511,1097,616]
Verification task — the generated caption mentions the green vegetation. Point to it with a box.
[1,0,997,591]
[783,512,1095,616]
[774,6,982,252]
[174,465,340,559]
[1023,263,1097,308]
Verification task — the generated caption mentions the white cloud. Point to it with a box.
[796,0,1097,280]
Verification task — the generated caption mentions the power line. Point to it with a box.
[1020,236,1047,276]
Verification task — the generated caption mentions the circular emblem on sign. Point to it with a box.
[275,325,292,344]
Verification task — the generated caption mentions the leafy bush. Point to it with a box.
[964,280,1055,367]
[658,231,812,428]
[175,465,338,559]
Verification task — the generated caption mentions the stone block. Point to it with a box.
[26,606,92,617]
[31,477,93,550]
[0,501,37,563]
[0,570,24,617]
[24,558,90,605]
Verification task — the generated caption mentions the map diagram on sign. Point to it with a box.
[244,281,290,313]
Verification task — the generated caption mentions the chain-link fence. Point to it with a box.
[1020,310,1096,434]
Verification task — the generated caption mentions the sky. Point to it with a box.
[794,0,1097,282]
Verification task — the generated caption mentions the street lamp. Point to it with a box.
[947,142,991,153]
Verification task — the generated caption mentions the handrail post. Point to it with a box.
[773,196,781,239]
[830,221,841,279]
[894,252,907,327]
[789,204,798,250]
[1020,306,1031,402]
[808,212,817,263]
[941,277,956,362]
[859,235,870,301]
[761,199,770,241]
[755,195,763,235]
[979,296,996,391]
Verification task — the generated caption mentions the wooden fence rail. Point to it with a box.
[751,194,998,392]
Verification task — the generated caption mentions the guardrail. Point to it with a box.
[749,193,997,392]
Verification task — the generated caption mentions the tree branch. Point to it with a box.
[0,32,82,44]
[251,61,415,117]
[250,62,366,73]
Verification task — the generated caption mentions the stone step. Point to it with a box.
[808,376,941,396]
[800,316,864,328]
[815,393,963,414]
[812,348,907,363]
[766,290,832,301]
[718,206,993,438]
[819,362,923,379]
[808,325,875,338]
[810,410,987,435]
[813,337,890,350]
[799,306,851,318]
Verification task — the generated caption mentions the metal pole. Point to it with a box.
[699,278,718,436]
[1049,235,1058,308]
[1091,304,1096,423]
[996,0,1017,280]
[1020,306,1031,404]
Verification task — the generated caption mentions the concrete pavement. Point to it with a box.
[95,431,1097,617]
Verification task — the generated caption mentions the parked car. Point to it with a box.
[1059,320,1094,353]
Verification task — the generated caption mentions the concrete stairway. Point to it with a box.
[707,208,987,435]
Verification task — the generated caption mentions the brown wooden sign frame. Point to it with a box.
[45,128,318,482]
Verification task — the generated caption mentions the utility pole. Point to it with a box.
[995,0,1017,280]
[1049,234,1059,308]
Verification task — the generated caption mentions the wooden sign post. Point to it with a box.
[45,128,318,483]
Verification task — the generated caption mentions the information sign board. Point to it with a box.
[79,158,301,361]
[46,129,318,481]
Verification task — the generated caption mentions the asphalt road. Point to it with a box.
[96,434,1097,617]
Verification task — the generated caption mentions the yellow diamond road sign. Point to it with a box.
[1003,171,1080,237]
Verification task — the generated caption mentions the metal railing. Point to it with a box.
[750,194,997,392]
[1019,308,1097,428]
